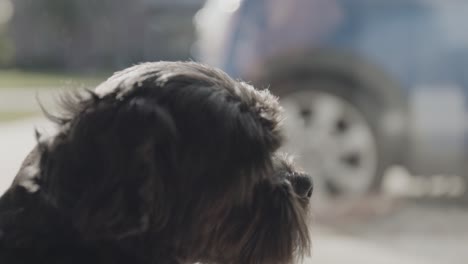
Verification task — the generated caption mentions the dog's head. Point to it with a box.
[13,62,312,263]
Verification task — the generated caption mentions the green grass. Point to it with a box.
[0,70,106,89]
[0,111,40,123]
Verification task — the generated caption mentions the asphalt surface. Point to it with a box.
[310,197,468,264]
[1,114,467,264]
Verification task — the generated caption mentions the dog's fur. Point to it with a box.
[0,62,312,264]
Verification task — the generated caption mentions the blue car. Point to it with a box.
[194,0,468,195]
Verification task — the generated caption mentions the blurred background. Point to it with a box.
[1,0,468,263]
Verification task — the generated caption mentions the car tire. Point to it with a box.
[249,51,408,196]
[272,77,385,196]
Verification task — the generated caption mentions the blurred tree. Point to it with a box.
[0,0,14,67]
[8,0,204,72]
[0,26,14,67]
[43,0,80,29]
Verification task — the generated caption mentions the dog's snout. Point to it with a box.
[290,173,313,198]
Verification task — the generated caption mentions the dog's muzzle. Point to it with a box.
[290,173,313,199]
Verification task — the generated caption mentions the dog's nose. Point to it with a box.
[290,173,313,198]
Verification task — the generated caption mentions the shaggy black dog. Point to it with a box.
[0,62,312,264]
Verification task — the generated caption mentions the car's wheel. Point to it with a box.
[267,77,388,197]
[280,86,379,196]
[249,51,408,196]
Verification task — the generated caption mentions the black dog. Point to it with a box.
[0,62,312,264]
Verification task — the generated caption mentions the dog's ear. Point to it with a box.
[40,95,178,240]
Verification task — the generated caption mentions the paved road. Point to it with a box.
[311,197,468,264]
[307,228,433,264]
[0,117,465,264]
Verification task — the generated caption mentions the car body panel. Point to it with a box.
[195,0,468,176]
